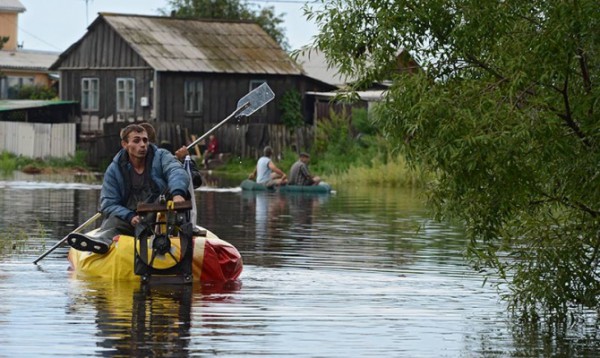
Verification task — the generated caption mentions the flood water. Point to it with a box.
[0,174,598,357]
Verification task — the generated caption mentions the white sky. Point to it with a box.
[16,0,321,53]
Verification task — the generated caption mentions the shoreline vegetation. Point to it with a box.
[0,109,430,188]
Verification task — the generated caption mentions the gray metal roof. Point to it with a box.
[295,49,356,88]
[0,0,25,12]
[0,100,77,112]
[101,13,303,75]
[0,49,59,71]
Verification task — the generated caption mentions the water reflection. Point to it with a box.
[67,278,241,357]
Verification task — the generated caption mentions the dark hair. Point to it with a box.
[120,124,146,142]
[299,152,310,158]
[263,146,273,157]
[139,122,157,142]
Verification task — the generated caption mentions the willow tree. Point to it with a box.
[305,0,599,317]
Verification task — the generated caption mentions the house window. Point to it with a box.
[184,80,203,113]
[116,78,135,112]
[5,76,34,99]
[81,78,99,111]
[249,80,267,116]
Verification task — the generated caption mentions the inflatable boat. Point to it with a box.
[240,179,332,193]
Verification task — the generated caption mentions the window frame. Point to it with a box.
[116,77,135,113]
[81,77,100,112]
[184,79,203,114]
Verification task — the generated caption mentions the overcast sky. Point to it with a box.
[16,0,320,53]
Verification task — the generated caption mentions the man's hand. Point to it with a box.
[130,215,141,226]
[175,146,189,161]
[173,195,186,203]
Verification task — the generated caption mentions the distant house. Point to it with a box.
[50,13,333,166]
[0,0,75,159]
[0,0,59,99]
[296,48,421,121]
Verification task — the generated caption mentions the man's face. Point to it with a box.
[122,130,148,160]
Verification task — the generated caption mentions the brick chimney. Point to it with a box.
[0,0,26,51]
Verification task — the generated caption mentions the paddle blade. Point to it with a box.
[236,82,275,117]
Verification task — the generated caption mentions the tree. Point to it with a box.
[163,0,289,51]
[306,0,600,318]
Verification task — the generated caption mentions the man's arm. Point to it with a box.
[269,161,287,179]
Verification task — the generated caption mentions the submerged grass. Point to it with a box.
[0,226,29,255]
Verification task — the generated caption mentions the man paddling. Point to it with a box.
[67,124,190,254]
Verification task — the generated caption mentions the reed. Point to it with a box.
[327,154,431,188]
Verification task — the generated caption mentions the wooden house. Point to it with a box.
[50,13,334,166]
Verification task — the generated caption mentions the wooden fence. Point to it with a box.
[83,122,315,169]
[0,121,76,158]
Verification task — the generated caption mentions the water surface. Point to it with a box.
[0,176,596,357]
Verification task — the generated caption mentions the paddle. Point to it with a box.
[184,82,275,226]
[185,82,275,151]
[32,212,102,264]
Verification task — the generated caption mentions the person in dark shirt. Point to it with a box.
[288,152,321,186]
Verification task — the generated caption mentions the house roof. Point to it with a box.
[0,49,60,72]
[0,100,77,112]
[0,0,25,12]
[306,90,386,102]
[295,49,356,87]
[56,13,303,75]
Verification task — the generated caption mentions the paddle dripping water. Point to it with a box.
[0,179,598,356]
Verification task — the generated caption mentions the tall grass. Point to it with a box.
[327,154,430,188]
[310,108,430,188]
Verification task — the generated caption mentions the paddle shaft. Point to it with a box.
[33,212,102,264]
[186,101,250,151]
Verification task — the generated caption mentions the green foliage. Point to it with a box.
[17,85,57,100]
[0,151,17,174]
[163,0,289,50]
[350,107,377,136]
[307,0,600,317]
[0,150,89,174]
[279,89,304,131]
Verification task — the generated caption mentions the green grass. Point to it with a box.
[0,150,89,175]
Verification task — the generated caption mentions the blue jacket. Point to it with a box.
[99,144,190,222]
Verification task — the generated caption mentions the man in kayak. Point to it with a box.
[288,152,321,186]
[66,123,190,254]
[249,146,287,187]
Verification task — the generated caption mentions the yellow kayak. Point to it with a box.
[68,226,243,282]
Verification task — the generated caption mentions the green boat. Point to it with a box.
[240,179,332,193]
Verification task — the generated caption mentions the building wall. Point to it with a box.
[0,13,18,50]
[59,68,154,132]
